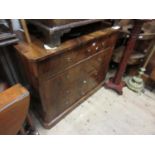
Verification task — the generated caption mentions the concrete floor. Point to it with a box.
[33,86,155,135]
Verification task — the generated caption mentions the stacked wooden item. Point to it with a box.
[0,20,37,135]
[14,19,119,128]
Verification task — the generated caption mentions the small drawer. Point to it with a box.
[86,34,117,55]
[38,35,116,77]
[37,47,93,77]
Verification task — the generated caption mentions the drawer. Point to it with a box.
[39,48,113,121]
[80,50,112,96]
[38,34,117,77]
[39,67,82,120]
[86,34,117,55]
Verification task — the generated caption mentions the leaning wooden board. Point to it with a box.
[14,28,119,128]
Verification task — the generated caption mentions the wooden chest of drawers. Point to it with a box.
[14,28,118,128]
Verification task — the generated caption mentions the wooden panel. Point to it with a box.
[0,84,29,135]
[14,53,39,93]
[39,49,112,123]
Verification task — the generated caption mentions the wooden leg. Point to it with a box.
[104,77,125,95]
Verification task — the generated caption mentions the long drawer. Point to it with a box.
[39,48,113,122]
[38,34,117,77]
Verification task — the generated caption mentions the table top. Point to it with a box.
[14,27,118,62]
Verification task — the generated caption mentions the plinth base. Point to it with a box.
[126,76,144,93]
[104,78,125,95]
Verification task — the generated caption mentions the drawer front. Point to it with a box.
[38,34,117,77]
[86,34,117,54]
[39,48,113,122]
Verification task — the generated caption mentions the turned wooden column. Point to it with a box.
[104,20,145,95]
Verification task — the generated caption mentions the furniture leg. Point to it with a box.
[104,20,145,94]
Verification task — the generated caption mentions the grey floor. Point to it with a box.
[33,85,155,135]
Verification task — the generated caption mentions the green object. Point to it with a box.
[126,68,145,93]
[127,43,155,93]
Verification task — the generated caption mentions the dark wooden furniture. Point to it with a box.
[14,28,118,128]
[27,19,108,47]
[104,20,145,94]
[0,84,29,135]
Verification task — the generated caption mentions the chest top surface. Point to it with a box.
[14,28,118,62]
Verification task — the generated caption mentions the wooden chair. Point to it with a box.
[0,84,30,135]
